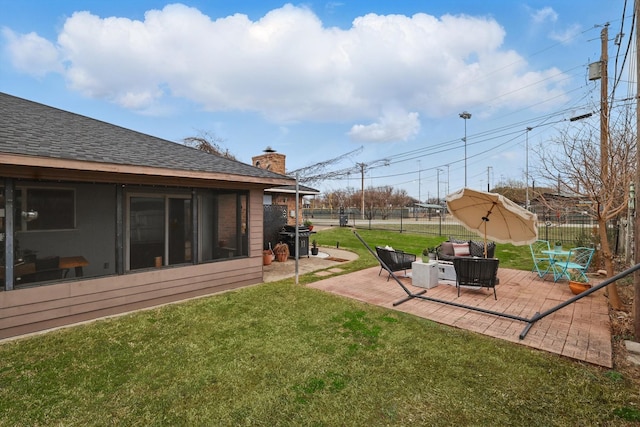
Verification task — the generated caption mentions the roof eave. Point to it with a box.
[0,153,295,187]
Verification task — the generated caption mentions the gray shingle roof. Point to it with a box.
[0,92,294,182]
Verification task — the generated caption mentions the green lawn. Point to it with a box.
[313,227,535,272]
[0,228,638,426]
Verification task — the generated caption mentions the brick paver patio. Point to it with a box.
[308,266,612,367]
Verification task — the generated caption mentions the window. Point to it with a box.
[15,187,75,231]
[199,191,248,262]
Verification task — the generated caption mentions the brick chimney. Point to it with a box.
[252,146,286,174]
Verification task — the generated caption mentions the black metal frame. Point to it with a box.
[354,230,640,340]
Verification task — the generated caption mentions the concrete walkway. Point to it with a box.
[307,264,612,368]
[262,247,358,282]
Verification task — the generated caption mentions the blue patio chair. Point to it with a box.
[553,247,595,282]
[529,240,554,278]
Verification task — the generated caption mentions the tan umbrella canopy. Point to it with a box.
[445,188,538,254]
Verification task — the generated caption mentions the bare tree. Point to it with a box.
[390,188,413,208]
[492,179,526,204]
[319,186,413,219]
[182,130,237,160]
[533,108,636,309]
[323,188,351,211]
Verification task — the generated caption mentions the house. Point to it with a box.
[0,92,295,339]
[252,147,320,224]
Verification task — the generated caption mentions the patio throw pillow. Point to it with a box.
[469,240,485,257]
[439,241,454,256]
[469,240,496,258]
[452,242,470,256]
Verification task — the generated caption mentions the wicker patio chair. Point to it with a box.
[375,246,416,281]
[453,257,500,299]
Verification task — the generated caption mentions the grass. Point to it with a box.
[313,227,535,271]
[1,228,639,425]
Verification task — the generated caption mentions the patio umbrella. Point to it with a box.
[445,188,538,255]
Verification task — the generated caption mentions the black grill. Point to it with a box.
[279,226,312,258]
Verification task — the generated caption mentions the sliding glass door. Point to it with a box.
[128,194,192,270]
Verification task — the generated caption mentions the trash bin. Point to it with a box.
[339,214,348,227]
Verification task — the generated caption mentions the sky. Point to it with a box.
[0,1,630,201]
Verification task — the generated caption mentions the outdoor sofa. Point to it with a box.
[436,238,496,261]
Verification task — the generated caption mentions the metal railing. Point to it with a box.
[305,207,605,249]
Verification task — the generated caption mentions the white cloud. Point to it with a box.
[2,27,62,77]
[549,23,582,44]
[349,110,420,142]
[530,7,558,24]
[528,7,580,45]
[3,3,570,123]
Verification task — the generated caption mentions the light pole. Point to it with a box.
[437,168,443,235]
[437,168,442,204]
[525,127,532,210]
[459,111,472,187]
[417,160,421,203]
[417,160,422,221]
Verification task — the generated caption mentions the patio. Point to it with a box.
[308,266,612,368]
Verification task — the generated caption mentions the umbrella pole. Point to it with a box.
[484,221,488,258]
[481,203,495,259]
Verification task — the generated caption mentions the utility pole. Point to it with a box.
[355,159,390,221]
[459,111,472,187]
[526,127,532,209]
[486,166,492,192]
[601,24,609,204]
[446,164,450,195]
[599,22,623,309]
[634,0,640,340]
